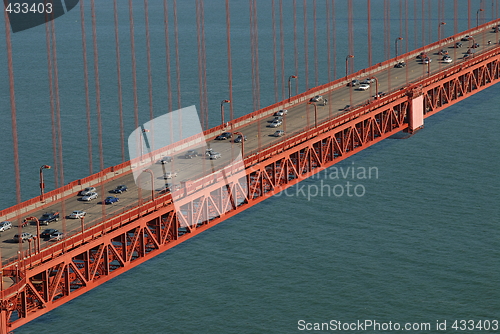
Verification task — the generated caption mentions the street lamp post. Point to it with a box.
[143,169,155,202]
[371,76,379,99]
[288,75,298,101]
[345,55,354,79]
[476,8,484,27]
[220,99,231,127]
[308,102,318,128]
[233,131,245,159]
[39,165,51,202]
[80,216,85,238]
[140,128,150,161]
[25,216,40,253]
[438,22,446,40]
[395,37,403,58]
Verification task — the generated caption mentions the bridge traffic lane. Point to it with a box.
[2,25,498,263]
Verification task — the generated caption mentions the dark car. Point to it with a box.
[347,80,360,87]
[215,132,232,140]
[41,228,59,239]
[184,150,200,159]
[394,61,406,68]
[159,156,173,164]
[13,233,33,243]
[104,196,119,205]
[471,43,479,48]
[234,135,247,143]
[39,212,60,226]
[110,185,128,193]
[454,42,463,48]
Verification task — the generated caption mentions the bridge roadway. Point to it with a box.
[1,25,498,265]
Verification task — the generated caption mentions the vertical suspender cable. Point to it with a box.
[225,0,234,123]
[454,0,458,35]
[421,0,425,47]
[128,0,139,129]
[399,0,403,42]
[45,15,58,188]
[293,0,298,94]
[79,0,93,173]
[49,17,67,226]
[326,0,331,82]
[303,0,309,90]
[414,0,418,49]
[196,0,204,129]
[164,0,172,114]
[468,0,471,30]
[3,10,22,205]
[163,0,174,144]
[113,0,125,162]
[173,0,182,136]
[405,0,408,54]
[201,1,208,129]
[348,0,354,74]
[90,0,104,172]
[332,0,336,80]
[279,0,285,100]
[313,0,318,87]
[272,0,278,102]
[384,0,390,59]
[367,0,372,67]
[50,19,64,186]
[253,0,260,110]
[144,0,154,121]
[427,0,431,44]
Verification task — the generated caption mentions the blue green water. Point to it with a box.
[1,1,499,333]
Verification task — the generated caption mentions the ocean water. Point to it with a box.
[1,1,499,333]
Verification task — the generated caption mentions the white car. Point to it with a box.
[443,56,453,63]
[163,172,178,179]
[208,152,221,160]
[68,210,86,219]
[269,120,282,128]
[50,232,64,241]
[82,192,98,201]
[0,221,12,232]
[358,83,370,91]
[423,57,432,64]
[80,187,96,196]
[273,130,285,137]
[309,95,324,102]
[361,78,375,84]
[274,109,288,116]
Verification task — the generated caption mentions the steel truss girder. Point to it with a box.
[423,55,500,115]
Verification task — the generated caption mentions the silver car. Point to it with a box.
[0,221,12,232]
[13,232,33,243]
[68,210,86,219]
[82,192,98,201]
[80,187,96,196]
[274,109,288,116]
[208,152,221,159]
[269,120,282,128]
